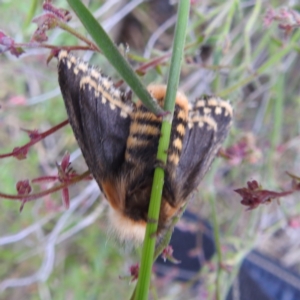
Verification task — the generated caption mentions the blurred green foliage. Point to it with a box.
[1,0,300,299]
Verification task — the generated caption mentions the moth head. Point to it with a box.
[146,84,189,112]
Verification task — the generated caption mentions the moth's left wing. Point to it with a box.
[175,96,233,201]
[57,51,133,183]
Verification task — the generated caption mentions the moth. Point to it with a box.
[57,50,233,243]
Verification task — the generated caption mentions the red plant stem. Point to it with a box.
[0,43,94,54]
[31,176,59,183]
[136,53,170,73]
[115,53,171,88]
[0,119,69,159]
[0,170,91,201]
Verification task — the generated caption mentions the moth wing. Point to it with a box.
[176,97,233,200]
[57,51,132,182]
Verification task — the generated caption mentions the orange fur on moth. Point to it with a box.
[58,51,233,244]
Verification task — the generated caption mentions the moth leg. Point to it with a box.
[147,217,158,224]
[150,232,158,239]
[154,159,166,170]
[147,218,159,239]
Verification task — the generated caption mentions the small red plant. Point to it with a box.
[264,7,300,37]
[234,179,297,210]
[129,263,140,282]
[161,245,181,264]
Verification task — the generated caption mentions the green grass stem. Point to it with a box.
[134,1,190,299]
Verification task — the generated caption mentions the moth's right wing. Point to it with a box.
[175,96,233,201]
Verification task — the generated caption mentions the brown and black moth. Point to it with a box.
[57,50,233,243]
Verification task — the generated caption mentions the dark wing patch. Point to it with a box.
[57,50,133,182]
[176,96,233,200]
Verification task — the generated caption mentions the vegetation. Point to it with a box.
[1,0,300,299]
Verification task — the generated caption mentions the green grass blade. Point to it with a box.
[66,0,164,115]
